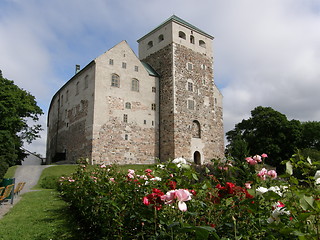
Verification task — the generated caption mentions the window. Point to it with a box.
[192,120,201,138]
[179,31,186,39]
[151,103,156,111]
[188,100,194,110]
[199,40,206,48]
[147,41,153,49]
[109,59,114,65]
[122,62,127,69]
[125,134,128,140]
[131,78,139,92]
[188,82,193,92]
[152,121,154,126]
[190,35,195,44]
[111,74,120,87]
[144,120,147,124]
[187,63,193,70]
[123,114,128,123]
[76,82,79,95]
[134,66,139,72]
[152,87,156,93]
[125,102,131,109]
[60,95,63,106]
[84,75,88,89]
[158,34,164,42]
[66,90,69,102]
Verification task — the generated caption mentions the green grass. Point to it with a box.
[0,190,81,240]
[3,166,18,178]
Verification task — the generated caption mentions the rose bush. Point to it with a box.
[58,153,320,239]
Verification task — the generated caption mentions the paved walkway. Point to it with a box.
[0,157,52,219]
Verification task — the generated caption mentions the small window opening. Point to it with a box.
[151,103,156,111]
[158,34,164,42]
[111,74,120,87]
[122,62,127,69]
[152,87,156,93]
[123,114,128,123]
[190,35,195,44]
[192,120,201,138]
[179,31,186,39]
[131,78,139,92]
[109,59,114,65]
[199,40,206,48]
[188,82,193,92]
[147,41,153,49]
[125,102,131,109]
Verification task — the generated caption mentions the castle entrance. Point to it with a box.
[193,151,201,165]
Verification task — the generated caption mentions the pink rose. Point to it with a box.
[267,170,277,179]
[245,182,252,189]
[261,153,268,158]
[253,155,262,162]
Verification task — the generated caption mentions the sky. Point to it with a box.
[1,0,320,157]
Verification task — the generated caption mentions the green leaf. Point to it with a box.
[286,161,293,175]
[205,167,210,174]
[300,195,314,210]
[192,173,199,181]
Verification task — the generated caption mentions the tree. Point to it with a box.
[0,70,43,178]
[299,121,320,150]
[226,106,302,171]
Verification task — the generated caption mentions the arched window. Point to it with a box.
[147,41,153,49]
[199,40,206,48]
[192,120,201,138]
[179,31,186,40]
[131,78,139,92]
[125,102,131,109]
[190,35,195,44]
[158,34,164,42]
[111,74,120,87]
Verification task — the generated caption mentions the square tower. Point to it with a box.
[138,15,224,164]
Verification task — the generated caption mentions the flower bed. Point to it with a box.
[59,154,320,239]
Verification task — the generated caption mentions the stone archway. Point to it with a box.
[193,151,201,165]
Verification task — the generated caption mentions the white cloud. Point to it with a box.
[1,0,320,154]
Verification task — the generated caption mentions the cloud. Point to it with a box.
[1,0,320,155]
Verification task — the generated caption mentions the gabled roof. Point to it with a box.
[137,15,213,42]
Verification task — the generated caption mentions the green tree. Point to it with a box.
[299,121,320,150]
[0,70,43,178]
[226,106,302,171]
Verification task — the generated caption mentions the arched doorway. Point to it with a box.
[194,151,201,165]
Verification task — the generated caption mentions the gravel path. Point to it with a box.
[0,159,53,219]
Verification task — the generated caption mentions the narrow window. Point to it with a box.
[84,75,88,89]
[66,90,69,102]
[187,63,193,70]
[134,66,139,72]
[199,40,206,48]
[192,120,201,138]
[190,35,195,44]
[125,102,131,109]
[188,82,193,92]
[144,120,147,124]
[131,78,139,92]
[152,121,154,126]
[109,59,114,65]
[147,41,153,49]
[151,103,156,111]
[122,62,127,69]
[123,114,128,123]
[152,87,156,93]
[188,100,194,110]
[179,31,186,39]
[125,134,128,140]
[60,95,64,106]
[215,98,217,104]
[111,74,120,87]
[76,82,79,95]
[158,34,164,42]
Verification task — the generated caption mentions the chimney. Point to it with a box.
[75,65,80,74]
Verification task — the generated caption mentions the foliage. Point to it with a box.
[0,190,82,240]
[58,155,320,239]
[226,106,302,171]
[0,71,43,178]
[300,121,320,150]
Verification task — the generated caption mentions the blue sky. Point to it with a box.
[1,0,320,157]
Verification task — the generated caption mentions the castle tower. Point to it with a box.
[138,15,224,164]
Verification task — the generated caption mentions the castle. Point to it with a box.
[46,15,224,165]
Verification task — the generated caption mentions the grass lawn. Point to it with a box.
[3,166,18,178]
[0,190,81,240]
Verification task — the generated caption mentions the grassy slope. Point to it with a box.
[3,165,18,178]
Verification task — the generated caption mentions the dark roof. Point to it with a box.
[141,62,160,77]
[137,15,213,42]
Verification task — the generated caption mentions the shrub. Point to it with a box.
[58,155,320,239]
